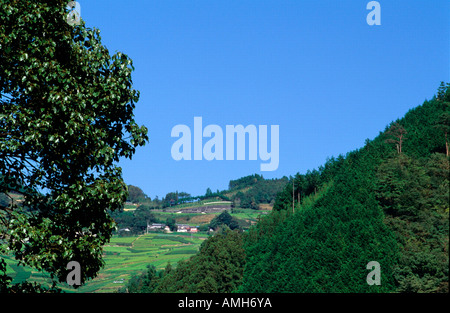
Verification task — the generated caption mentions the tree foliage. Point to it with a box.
[155,228,245,293]
[125,229,245,293]
[228,174,265,190]
[127,185,150,204]
[0,0,147,291]
[385,122,407,154]
[121,264,162,293]
[110,206,157,235]
[378,153,449,292]
[231,175,288,209]
[209,211,239,231]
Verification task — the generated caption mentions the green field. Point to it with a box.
[1,207,267,292]
[2,232,207,293]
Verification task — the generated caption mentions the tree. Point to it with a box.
[0,0,148,291]
[437,81,450,102]
[134,206,156,230]
[209,211,239,230]
[178,192,191,199]
[385,122,407,154]
[434,111,450,157]
[166,217,177,231]
[127,185,150,203]
[433,82,450,157]
[124,264,161,293]
[155,229,245,293]
[375,154,425,216]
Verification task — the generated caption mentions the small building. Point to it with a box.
[148,223,165,231]
[176,224,190,232]
[190,227,198,233]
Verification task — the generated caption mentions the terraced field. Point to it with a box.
[2,208,266,292]
[2,232,207,293]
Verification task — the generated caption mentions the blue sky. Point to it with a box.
[80,0,449,199]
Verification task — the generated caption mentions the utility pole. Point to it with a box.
[292,180,295,214]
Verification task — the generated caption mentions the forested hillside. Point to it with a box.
[126,83,449,293]
[240,83,449,293]
[226,174,288,209]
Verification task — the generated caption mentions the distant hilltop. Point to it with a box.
[164,202,232,214]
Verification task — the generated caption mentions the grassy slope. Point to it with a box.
[3,233,207,293]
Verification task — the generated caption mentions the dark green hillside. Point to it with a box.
[239,83,449,293]
[241,160,399,292]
